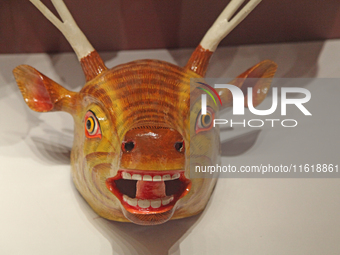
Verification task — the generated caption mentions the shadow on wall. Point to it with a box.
[220,129,262,157]
[30,135,71,165]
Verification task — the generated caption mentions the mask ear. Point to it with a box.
[13,65,77,114]
[218,60,277,110]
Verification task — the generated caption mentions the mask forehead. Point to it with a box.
[78,60,200,138]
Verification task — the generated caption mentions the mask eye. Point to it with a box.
[85,111,101,139]
[195,107,214,134]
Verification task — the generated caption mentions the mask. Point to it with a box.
[13,0,276,225]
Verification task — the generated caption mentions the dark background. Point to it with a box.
[1,0,340,54]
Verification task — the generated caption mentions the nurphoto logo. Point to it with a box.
[198,82,312,128]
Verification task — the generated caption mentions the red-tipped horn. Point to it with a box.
[185,0,262,77]
[30,0,107,82]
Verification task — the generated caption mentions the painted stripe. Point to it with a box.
[197,82,222,106]
[197,87,217,106]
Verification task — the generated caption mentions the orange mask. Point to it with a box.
[13,0,277,225]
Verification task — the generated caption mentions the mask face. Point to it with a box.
[13,0,276,225]
[71,59,219,225]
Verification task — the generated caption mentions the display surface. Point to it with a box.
[1,39,340,254]
[12,0,276,225]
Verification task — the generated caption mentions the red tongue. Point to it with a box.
[136,180,166,199]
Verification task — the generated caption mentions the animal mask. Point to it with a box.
[13,0,277,225]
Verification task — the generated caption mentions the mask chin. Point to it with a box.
[121,204,177,225]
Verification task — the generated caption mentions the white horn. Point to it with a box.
[30,0,94,60]
[200,0,262,52]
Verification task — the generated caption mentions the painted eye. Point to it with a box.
[201,113,212,127]
[86,117,95,134]
[85,111,101,139]
[195,107,215,134]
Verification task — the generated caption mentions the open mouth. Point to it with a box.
[106,170,191,215]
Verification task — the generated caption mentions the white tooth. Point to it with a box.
[172,173,180,180]
[138,199,150,208]
[153,175,162,181]
[162,197,171,206]
[123,195,128,202]
[143,175,152,181]
[151,199,161,208]
[127,198,137,207]
[132,174,142,180]
[162,174,171,181]
[122,172,131,179]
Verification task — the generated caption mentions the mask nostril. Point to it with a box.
[175,141,184,152]
[124,141,135,152]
